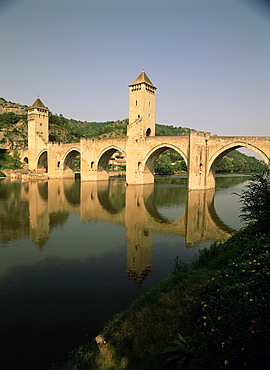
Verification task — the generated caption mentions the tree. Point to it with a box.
[237,170,270,230]
[0,150,22,170]
[154,154,174,175]
[216,157,233,172]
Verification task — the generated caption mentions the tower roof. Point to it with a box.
[30,97,47,109]
[129,71,156,89]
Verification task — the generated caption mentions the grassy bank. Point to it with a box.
[55,223,270,369]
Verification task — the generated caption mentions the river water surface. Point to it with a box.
[0,175,249,369]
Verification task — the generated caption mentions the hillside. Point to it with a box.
[0,98,190,145]
[0,97,28,115]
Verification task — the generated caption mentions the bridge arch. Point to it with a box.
[37,150,48,172]
[143,143,188,180]
[62,148,81,178]
[207,141,269,188]
[97,145,126,180]
[209,142,269,172]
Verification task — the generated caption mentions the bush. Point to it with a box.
[190,229,270,369]
[237,171,270,230]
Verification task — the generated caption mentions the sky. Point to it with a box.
[1,0,270,137]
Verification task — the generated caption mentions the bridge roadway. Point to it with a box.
[20,130,270,190]
[7,178,235,284]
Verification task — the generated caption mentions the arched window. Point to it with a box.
[146,128,151,136]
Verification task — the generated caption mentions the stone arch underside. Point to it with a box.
[97,146,127,181]
[37,151,48,172]
[63,149,81,178]
[144,144,188,180]
[208,142,270,185]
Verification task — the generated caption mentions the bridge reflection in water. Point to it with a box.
[1,178,236,285]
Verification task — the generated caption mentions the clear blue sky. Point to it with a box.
[1,0,270,136]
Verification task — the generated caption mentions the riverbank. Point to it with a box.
[54,222,270,369]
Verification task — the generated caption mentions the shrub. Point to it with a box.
[237,170,270,230]
[190,230,270,369]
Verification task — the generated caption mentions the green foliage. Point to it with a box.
[48,115,191,141]
[163,333,195,369]
[0,112,27,129]
[156,124,189,136]
[171,257,188,275]
[154,150,187,175]
[216,150,267,173]
[190,227,270,369]
[0,149,22,169]
[237,171,270,230]
[154,152,174,174]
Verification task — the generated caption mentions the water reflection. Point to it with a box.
[0,176,246,285]
[0,176,249,369]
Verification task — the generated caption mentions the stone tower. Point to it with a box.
[28,97,49,149]
[128,71,157,137]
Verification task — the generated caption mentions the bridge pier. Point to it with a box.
[126,135,153,185]
[187,130,215,190]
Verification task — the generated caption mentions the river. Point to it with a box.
[0,175,249,369]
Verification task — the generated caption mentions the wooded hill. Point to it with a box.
[0,97,267,173]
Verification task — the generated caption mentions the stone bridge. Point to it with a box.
[20,130,270,190]
[16,71,270,190]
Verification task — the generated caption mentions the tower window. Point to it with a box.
[135,100,138,106]
[146,128,151,136]
[149,102,151,107]
[138,115,140,118]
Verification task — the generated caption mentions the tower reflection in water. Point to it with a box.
[0,177,236,285]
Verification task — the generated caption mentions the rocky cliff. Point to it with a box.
[0,98,28,115]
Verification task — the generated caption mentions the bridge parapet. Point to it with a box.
[190,129,211,138]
